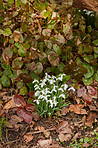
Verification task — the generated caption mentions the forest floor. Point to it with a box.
[0,82,98,148]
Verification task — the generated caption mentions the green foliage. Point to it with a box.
[0,117,8,139]
[0,0,98,90]
[67,130,98,148]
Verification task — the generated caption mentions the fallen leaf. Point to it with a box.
[61,107,69,115]
[43,131,50,138]
[3,100,13,110]
[56,121,72,134]
[85,113,96,127]
[82,94,92,104]
[77,87,86,97]
[87,86,97,98]
[88,105,98,112]
[29,91,34,97]
[58,133,71,142]
[7,115,23,128]
[32,112,40,121]
[24,134,33,142]
[38,138,52,148]
[25,103,36,112]
[73,132,81,140]
[38,126,45,131]
[14,94,26,107]
[69,104,87,114]
[17,107,32,124]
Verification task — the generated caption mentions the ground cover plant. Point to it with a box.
[0,0,98,147]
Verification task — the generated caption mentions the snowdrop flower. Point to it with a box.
[51,85,58,93]
[59,94,65,99]
[51,75,56,79]
[68,87,75,92]
[32,79,39,83]
[45,73,51,80]
[35,91,40,97]
[49,79,56,84]
[56,73,66,81]
[49,100,53,108]
[36,100,40,104]
[58,88,64,92]
[39,81,46,87]
[63,84,68,90]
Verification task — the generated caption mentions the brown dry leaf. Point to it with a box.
[38,137,52,148]
[38,126,45,131]
[13,30,23,43]
[7,115,23,128]
[3,100,13,110]
[43,131,50,138]
[58,133,71,142]
[73,132,81,140]
[0,92,7,98]
[55,33,66,44]
[56,121,72,134]
[85,113,96,127]
[61,107,69,115]
[69,104,87,114]
[24,134,33,142]
[48,51,60,66]
[88,105,98,112]
[32,112,40,121]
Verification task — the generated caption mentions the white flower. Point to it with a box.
[36,100,40,104]
[49,79,56,84]
[35,91,40,97]
[63,84,68,90]
[49,100,53,108]
[68,87,75,92]
[39,82,46,87]
[45,73,51,80]
[56,74,66,81]
[58,88,64,92]
[51,85,58,93]
[32,79,39,83]
[59,94,65,98]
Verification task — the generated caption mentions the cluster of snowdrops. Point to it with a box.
[32,73,75,117]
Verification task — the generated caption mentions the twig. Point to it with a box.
[26,127,56,135]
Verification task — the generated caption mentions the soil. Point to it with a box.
[0,86,98,148]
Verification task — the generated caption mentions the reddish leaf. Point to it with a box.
[82,94,92,104]
[32,112,40,121]
[17,106,25,118]
[25,103,36,112]
[17,107,32,124]
[29,91,34,97]
[87,86,97,98]
[77,87,86,97]
[14,94,26,106]
[69,104,87,114]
